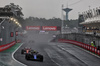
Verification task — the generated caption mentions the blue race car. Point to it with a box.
[25,50,43,62]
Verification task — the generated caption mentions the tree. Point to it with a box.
[5,3,23,16]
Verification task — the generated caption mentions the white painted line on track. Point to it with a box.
[45,50,61,66]
[57,45,89,66]
[58,43,100,59]
[12,43,27,66]
[57,45,68,51]
[74,45,100,59]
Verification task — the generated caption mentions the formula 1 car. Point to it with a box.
[25,50,43,62]
[21,47,31,54]
[29,40,34,43]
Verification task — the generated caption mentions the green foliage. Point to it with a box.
[22,16,78,29]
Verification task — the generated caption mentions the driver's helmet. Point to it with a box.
[31,50,37,54]
[24,47,27,49]
[24,47,31,50]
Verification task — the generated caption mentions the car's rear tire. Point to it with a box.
[21,50,24,54]
[40,58,43,62]
[39,55,43,62]
[25,54,30,60]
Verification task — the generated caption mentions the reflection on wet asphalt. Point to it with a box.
[1,33,100,66]
[0,53,23,66]
[14,34,100,66]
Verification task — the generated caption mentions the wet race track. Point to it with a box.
[14,33,100,66]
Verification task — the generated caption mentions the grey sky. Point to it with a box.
[0,0,100,19]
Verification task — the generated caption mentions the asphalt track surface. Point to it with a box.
[0,43,23,66]
[14,34,100,66]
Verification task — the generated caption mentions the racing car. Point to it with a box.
[25,50,43,62]
[21,47,31,54]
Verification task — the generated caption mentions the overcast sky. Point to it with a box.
[0,0,100,19]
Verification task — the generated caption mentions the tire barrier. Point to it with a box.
[58,39,100,56]
[0,41,16,52]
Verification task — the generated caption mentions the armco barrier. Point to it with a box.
[58,39,100,56]
[0,41,16,52]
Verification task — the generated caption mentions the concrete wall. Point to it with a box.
[0,19,22,46]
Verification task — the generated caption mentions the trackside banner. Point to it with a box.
[42,26,57,31]
[0,41,16,52]
[26,26,40,30]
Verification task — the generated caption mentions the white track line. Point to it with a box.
[74,45,100,59]
[58,42,100,59]
[45,50,61,66]
[12,43,27,66]
[57,45,89,66]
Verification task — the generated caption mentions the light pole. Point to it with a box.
[61,4,64,35]
[61,4,64,38]
[89,6,91,10]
